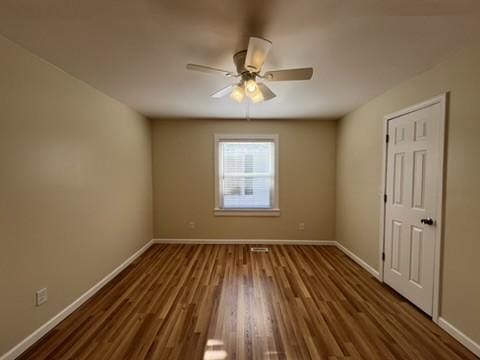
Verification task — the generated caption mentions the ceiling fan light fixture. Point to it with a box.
[245,79,257,93]
[247,86,264,103]
[229,85,245,102]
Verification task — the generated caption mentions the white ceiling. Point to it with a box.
[1,0,480,119]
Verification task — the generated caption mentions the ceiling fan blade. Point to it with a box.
[186,64,236,77]
[264,68,313,81]
[245,36,272,73]
[258,83,276,101]
[211,84,235,98]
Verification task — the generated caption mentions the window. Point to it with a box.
[214,134,279,216]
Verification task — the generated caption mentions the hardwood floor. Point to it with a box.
[20,244,476,360]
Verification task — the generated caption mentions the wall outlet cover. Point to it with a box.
[36,288,48,306]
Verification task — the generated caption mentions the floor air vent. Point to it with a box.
[250,247,269,253]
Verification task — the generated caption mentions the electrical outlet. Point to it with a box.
[298,222,305,231]
[188,221,196,229]
[36,288,48,306]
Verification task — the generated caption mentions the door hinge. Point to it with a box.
[386,134,390,143]
[382,252,385,261]
[384,194,387,203]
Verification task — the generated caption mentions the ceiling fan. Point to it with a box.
[186,36,314,104]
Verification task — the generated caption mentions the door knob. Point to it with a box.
[421,217,435,225]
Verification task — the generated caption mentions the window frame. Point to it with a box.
[214,134,280,216]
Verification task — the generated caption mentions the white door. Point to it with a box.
[384,101,443,315]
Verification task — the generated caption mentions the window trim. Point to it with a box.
[214,134,280,217]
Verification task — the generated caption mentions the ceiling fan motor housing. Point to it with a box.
[234,50,258,86]
[233,50,249,74]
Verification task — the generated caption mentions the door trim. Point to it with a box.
[378,93,447,323]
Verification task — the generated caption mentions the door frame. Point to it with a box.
[378,93,447,323]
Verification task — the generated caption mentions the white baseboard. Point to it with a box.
[0,240,153,360]
[335,242,380,279]
[153,238,337,245]
[438,317,480,357]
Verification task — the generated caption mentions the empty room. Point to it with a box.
[1,1,480,359]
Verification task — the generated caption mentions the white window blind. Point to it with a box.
[217,138,277,210]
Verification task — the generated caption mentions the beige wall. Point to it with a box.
[0,36,153,355]
[152,119,336,240]
[336,46,480,343]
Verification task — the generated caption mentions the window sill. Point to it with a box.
[214,208,280,217]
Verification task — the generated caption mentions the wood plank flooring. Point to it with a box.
[19,244,477,359]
